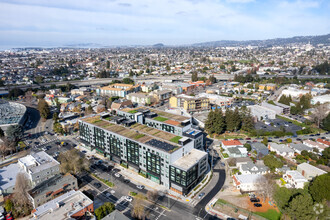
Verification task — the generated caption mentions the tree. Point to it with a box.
[191,71,198,82]
[0,127,4,137]
[309,173,330,202]
[243,143,251,152]
[262,137,268,146]
[58,149,89,174]
[147,190,159,203]
[12,172,33,218]
[209,75,216,83]
[8,88,24,98]
[86,105,93,115]
[278,95,292,105]
[6,124,23,143]
[131,194,145,220]
[106,60,110,69]
[312,104,328,128]
[214,108,226,134]
[273,186,294,211]
[321,112,330,131]
[53,112,59,123]
[94,202,115,220]
[286,193,315,220]
[53,123,65,135]
[37,98,50,120]
[263,155,283,171]
[255,174,275,202]
[241,110,254,131]
[123,78,134,85]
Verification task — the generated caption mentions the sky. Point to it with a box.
[0,0,329,47]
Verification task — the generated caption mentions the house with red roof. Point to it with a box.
[221,140,243,149]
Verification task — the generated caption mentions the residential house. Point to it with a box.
[97,83,140,97]
[169,94,210,112]
[28,173,78,208]
[232,174,263,192]
[303,140,327,153]
[251,142,269,157]
[126,93,152,105]
[110,99,133,112]
[225,147,248,158]
[239,161,269,175]
[102,210,130,220]
[288,143,312,154]
[268,143,295,157]
[259,83,277,91]
[283,170,308,189]
[221,140,243,150]
[297,163,327,180]
[198,93,233,108]
[316,138,330,147]
[151,89,172,103]
[31,190,94,219]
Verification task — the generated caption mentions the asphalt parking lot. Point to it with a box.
[255,118,301,133]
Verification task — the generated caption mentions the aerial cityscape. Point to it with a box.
[0,0,329,220]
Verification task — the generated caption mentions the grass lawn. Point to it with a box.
[222,153,229,158]
[128,110,138,114]
[255,209,281,220]
[170,136,182,143]
[134,134,145,140]
[153,116,168,122]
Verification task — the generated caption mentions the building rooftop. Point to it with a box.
[234,174,263,184]
[18,151,60,174]
[222,140,243,146]
[269,143,295,153]
[285,170,308,182]
[81,116,182,153]
[172,148,207,171]
[0,163,23,192]
[0,101,26,125]
[297,163,327,175]
[289,143,311,152]
[32,190,93,220]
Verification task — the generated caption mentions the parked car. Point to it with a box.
[198,192,205,199]
[250,198,260,202]
[114,173,122,178]
[123,179,130,183]
[125,196,133,202]
[136,185,145,190]
[93,182,102,188]
[254,203,262,207]
[105,192,111,198]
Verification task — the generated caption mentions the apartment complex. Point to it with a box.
[169,94,210,112]
[32,190,94,219]
[18,151,61,187]
[97,83,140,97]
[79,114,207,195]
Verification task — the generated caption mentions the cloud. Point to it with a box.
[0,0,328,46]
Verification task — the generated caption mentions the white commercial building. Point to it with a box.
[311,94,330,105]
[247,105,276,120]
[283,170,308,189]
[281,88,310,98]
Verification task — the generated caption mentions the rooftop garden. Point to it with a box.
[170,136,182,144]
[134,133,145,140]
[153,116,168,122]
[128,110,138,114]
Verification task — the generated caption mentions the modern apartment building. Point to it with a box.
[169,94,210,112]
[116,107,205,150]
[79,115,208,196]
[18,151,61,187]
[97,83,140,97]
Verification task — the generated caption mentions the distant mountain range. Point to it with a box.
[193,33,330,47]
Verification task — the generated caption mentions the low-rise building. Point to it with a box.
[303,140,327,153]
[31,190,94,219]
[247,105,276,121]
[97,83,140,97]
[221,140,243,150]
[283,170,308,189]
[316,138,330,147]
[0,163,24,195]
[151,89,172,103]
[126,93,152,105]
[28,173,78,208]
[297,163,327,180]
[198,93,233,108]
[169,95,210,112]
[259,83,277,91]
[225,147,248,158]
[288,143,312,154]
[239,161,269,175]
[18,151,61,187]
[268,143,295,157]
[251,142,269,157]
[232,174,263,192]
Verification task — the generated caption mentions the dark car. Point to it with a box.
[254,203,262,207]
[250,198,260,202]
[93,182,102,188]
[123,179,130,183]
[116,200,129,211]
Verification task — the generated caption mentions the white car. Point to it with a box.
[124,196,133,202]
[136,185,145,190]
[114,173,121,178]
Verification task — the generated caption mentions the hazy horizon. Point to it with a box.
[0,0,329,48]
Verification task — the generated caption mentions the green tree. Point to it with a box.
[123,78,134,84]
[214,108,226,134]
[6,125,23,143]
[273,186,293,211]
[106,60,110,69]
[191,72,198,82]
[321,112,330,131]
[262,137,268,146]
[94,202,115,220]
[241,111,254,131]
[53,112,59,123]
[309,173,330,202]
[286,193,315,220]
[8,88,24,98]
[53,123,65,134]
[0,127,4,137]
[205,110,216,134]
[244,143,251,152]
[38,98,50,120]
[209,75,217,83]
[263,155,283,171]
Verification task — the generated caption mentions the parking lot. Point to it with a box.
[255,118,301,133]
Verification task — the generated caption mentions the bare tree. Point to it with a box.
[58,149,89,174]
[131,194,146,220]
[24,90,34,103]
[255,174,275,202]
[312,104,328,128]
[13,172,31,205]
[147,190,159,203]
[0,137,16,159]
